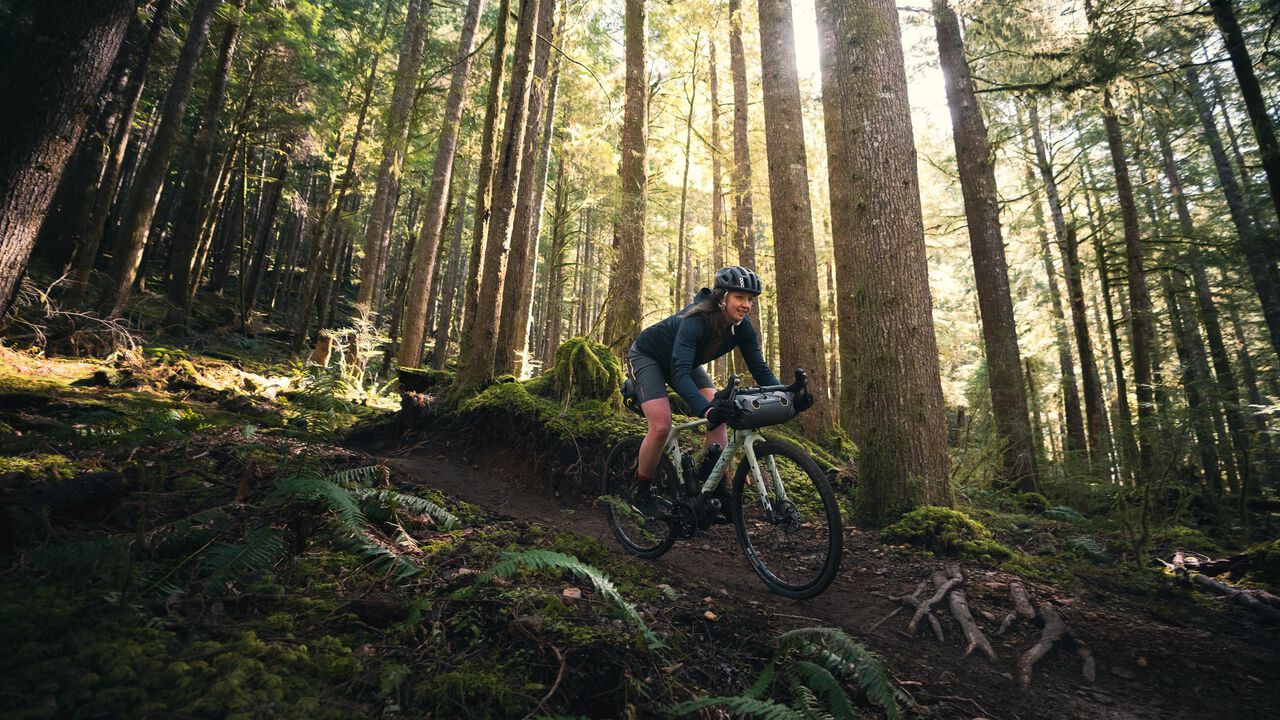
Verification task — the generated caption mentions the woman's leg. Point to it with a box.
[637,398,673,481]
[699,387,728,452]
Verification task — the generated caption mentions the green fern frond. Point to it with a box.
[273,474,366,530]
[786,660,854,720]
[789,684,835,720]
[332,534,420,581]
[349,486,461,530]
[671,695,805,719]
[201,527,287,587]
[327,465,385,487]
[481,549,663,649]
[745,660,777,700]
[777,628,907,720]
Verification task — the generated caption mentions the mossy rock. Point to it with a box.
[881,505,1013,562]
[1016,492,1050,514]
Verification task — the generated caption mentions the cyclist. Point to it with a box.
[625,265,781,516]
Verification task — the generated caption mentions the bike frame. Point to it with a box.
[661,417,788,514]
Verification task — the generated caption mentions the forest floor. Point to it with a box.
[1,341,1278,718]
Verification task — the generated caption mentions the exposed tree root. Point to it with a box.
[945,566,996,660]
[998,580,1036,636]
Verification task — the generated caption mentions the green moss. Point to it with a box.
[1152,525,1227,556]
[531,336,624,409]
[0,452,78,477]
[881,505,1014,563]
[412,662,530,719]
[1246,538,1280,587]
[1016,492,1050,514]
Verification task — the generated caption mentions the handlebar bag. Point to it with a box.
[728,390,797,429]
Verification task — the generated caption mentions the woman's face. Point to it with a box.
[723,290,755,323]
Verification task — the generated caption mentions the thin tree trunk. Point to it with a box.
[496,0,559,375]
[241,143,290,326]
[98,0,219,318]
[708,38,728,381]
[600,0,648,354]
[166,0,249,321]
[757,0,833,437]
[542,153,569,364]
[675,34,701,308]
[454,0,544,393]
[728,0,756,269]
[432,160,471,369]
[935,0,1036,488]
[0,0,134,314]
[354,0,431,314]
[1163,273,1225,490]
[816,0,953,525]
[396,0,486,367]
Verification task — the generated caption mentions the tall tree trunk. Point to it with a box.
[728,0,756,269]
[1157,130,1250,496]
[934,0,1037,489]
[457,0,513,366]
[0,0,134,314]
[1162,274,1224,488]
[166,0,249,322]
[757,0,833,437]
[496,0,560,375]
[397,0,488,367]
[98,0,219,318]
[600,0,647,354]
[354,0,431,315]
[542,154,570,363]
[1027,101,1107,468]
[1209,0,1280,254]
[240,143,290,326]
[431,161,471,369]
[674,35,701,308]
[816,0,953,526]
[454,0,544,394]
[708,38,728,381]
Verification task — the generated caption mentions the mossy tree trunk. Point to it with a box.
[816,0,953,526]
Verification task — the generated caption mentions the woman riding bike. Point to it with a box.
[626,266,779,516]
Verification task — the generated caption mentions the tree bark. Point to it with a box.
[457,0,513,368]
[542,153,570,364]
[934,0,1037,489]
[1209,0,1280,258]
[397,0,488,367]
[240,143,290,326]
[496,0,560,375]
[431,161,471,370]
[816,0,953,526]
[728,0,756,269]
[354,0,431,315]
[0,0,134,315]
[756,0,833,437]
[1162,273,1224,489]
[454,0,544,394]
[166,0,249,321]
[600,0,648,354]
[98,0,219,318]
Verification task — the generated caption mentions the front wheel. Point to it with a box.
[732,439,843,598]
[602,436,677,559]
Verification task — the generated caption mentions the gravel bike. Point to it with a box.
[603,370,843,599]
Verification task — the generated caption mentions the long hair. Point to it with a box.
[680,287,730,363]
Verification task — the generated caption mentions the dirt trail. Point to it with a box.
[383,444,1280,720]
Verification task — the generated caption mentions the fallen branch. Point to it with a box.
[944,566,996,660]
[1159,552,1280,622]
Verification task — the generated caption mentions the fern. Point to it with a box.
[349,486,461,531]
[273,474,367,530]
[332,534,421,581]
[481,549,664,649]
[201,527,287,587]
[671,695,805,719]
[786,660,854,720]
[777,628,908,720]
[327,464,385,487]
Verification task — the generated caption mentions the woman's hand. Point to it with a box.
[704,402,732,429]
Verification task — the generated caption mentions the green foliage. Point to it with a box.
[1152,525,1227,557]
[1247,539,1280,587]
[1016,492,1050,514]
[674,627,907,720]
[201,527,289,588]
[480,549,664,649]
[881,505,1013,562]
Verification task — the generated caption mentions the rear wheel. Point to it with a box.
[732,439,842,598]
[602,436,677,558]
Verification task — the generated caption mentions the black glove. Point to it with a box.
[793,390,814,413]
[705,400,734,430]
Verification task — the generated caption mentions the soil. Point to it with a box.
[382,441,1280,720]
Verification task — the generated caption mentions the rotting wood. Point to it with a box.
[945,565,996,660]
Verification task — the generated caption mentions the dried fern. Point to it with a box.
[481,549,663,649]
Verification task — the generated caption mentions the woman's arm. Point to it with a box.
[671,315,714,417]
[737,319,781,387]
